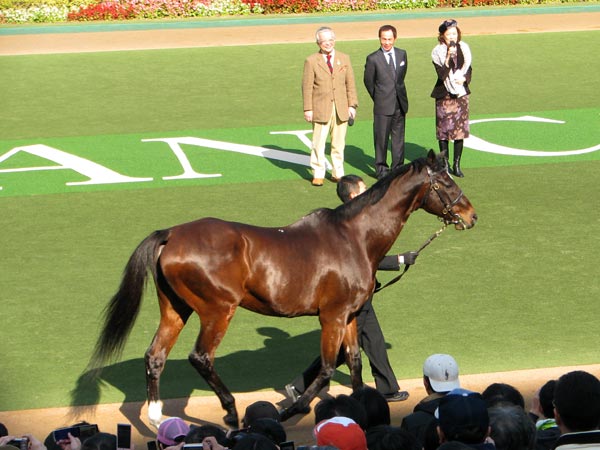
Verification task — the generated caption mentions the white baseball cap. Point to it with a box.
[423,354,460,392]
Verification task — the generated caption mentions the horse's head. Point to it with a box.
[420,150,477,230]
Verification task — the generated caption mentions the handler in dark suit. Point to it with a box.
[364,25,409,179]
[285,175,418,403]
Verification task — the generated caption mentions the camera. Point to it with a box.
[280,441,295,450]
[53,424,99,443]
[7,438,29,450]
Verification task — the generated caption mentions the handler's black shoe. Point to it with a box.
[285,383,302,403]
[384,390,410,402]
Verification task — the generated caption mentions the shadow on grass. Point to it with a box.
[70,326,366,431]
[262,142,432,182]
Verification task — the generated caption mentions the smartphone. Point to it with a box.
[117,423,132,450]
[53,427,81,442]
[280,441,295,450]
[147,440,158,450]
[182,445,203,450]
[79,424,99,441]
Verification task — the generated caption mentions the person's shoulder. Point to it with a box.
[366,48,381,58]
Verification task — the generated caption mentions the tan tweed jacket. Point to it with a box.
[302,50,358,123]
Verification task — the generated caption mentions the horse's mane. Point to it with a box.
[293,154,441,227]
[333,157,431,222]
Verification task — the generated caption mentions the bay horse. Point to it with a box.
[90,150,477,428]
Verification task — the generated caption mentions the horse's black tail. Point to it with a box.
[88,228,171,370]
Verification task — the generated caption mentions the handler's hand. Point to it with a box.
[399,251,419,266]
[24,434,48,450]
[304,110,313,122]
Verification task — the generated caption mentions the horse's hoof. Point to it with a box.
[223,412,239,429]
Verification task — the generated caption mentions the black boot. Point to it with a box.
[438,140,450,172]
[452,139,464,177]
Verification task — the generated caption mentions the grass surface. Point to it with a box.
[1,29,599,412]
[1,32,599,140]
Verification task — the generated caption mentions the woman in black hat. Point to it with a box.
[431,19,473,177]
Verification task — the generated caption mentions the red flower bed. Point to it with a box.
[68,1,136,20]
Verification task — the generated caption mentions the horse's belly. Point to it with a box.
[240,294,319,318]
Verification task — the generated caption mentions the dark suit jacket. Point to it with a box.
[364,47,409,115]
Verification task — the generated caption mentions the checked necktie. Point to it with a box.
[326,54,333,73]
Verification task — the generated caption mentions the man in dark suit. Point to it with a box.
[364,25,409,180]
[284,175,418,404]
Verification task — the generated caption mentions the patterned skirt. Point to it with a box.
[436,94,470,140]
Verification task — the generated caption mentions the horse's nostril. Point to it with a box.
[472,213,478,224]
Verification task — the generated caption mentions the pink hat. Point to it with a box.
[157,417,190,446]
[314,417,367,450]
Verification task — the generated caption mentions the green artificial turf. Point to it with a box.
[1,28,599,412]
[1,32,598,140]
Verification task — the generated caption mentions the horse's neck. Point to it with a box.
[361,169,427,262]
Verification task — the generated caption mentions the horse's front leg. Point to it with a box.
[342,317,363,391]
[280,316,346,421]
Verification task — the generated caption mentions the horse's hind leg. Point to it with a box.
[145,291,192,427]
[188,309,239,429]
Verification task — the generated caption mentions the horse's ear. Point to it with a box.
[427,149,436,165]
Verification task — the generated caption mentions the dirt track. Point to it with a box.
[1,8,599,448]
[1,11,599,55]
[1,364,599,447]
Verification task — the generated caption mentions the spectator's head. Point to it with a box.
[0,423,8,437]
[185,424,229,446]
[366,425,420,450]
[488,404,536,450]
[539,379,557,419]
[336,175,366,203]
[350,386,390,428]
[423,354,460,394]
[554,370,600,433]
[233,433,279,450]
[80,433,116,450]
[482,383,525,409]
[436,390,490,444]
[314,416,367,450]
[314,394,367,430]
[437,442,472,450]
[242,401,280,428]
[247,418,286,445]
[157,417,189,447]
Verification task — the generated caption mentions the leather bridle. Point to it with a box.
[424,166,466,227]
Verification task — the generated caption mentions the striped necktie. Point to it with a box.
[387,52,395,69]
[326,54,333,73]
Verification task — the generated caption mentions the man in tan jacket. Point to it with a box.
[302,26,358,186]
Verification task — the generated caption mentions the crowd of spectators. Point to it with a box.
[1,357,598,450]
